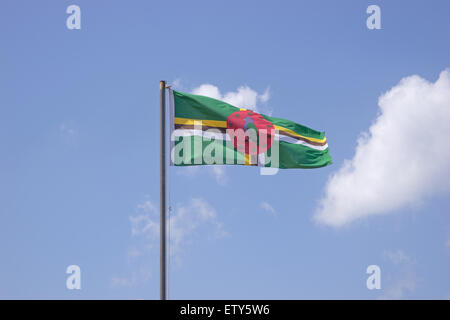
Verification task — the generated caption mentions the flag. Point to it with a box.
[170,89,332,169]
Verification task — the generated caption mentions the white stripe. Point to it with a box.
[172,129,328,151]
[172,129,231,141]
[276,134,329,151]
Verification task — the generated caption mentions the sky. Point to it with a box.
[1,0,449,299]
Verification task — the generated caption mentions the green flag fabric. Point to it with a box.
[170,89,332,169]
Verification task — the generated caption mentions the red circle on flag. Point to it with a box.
[226,110,274,155]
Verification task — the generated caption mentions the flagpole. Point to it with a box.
[159,80,167,300]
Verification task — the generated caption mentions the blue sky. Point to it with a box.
[1,0,449,299]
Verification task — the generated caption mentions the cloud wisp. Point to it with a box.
[260,201,277,216]
[112,196,226,287]
[130,197,226,261]
[379,250,417,299]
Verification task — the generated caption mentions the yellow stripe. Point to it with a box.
[244,153,258,165]
[174,117,326,144]
[244,153,250,165]
[174,117,227,128]
[273,125,326,144]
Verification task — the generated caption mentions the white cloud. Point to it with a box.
[315,70,450,227]
[114,197,226,286]
[192,84,222,101]
[379,272,417,299]
[136,200,157,214]
[59,123,76,136]
[169,198,227,258]
[383,249,413,266]
[130,197,226,261]
[130,214,159,238]
[111,276,135,287]
[172,78,182,90]
[259,87,271,103]
[191,84,270,113]
[379,250,417,299]
[129,199,159,238]
[59,122,78,145]
[111,267,151,288]
[175,166,200,177]
[260,201,277,216]
[209,166,228,186]
[126,247,142,263]
[175,165,228,186]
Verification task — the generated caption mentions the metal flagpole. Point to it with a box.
[159,80,167,300]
